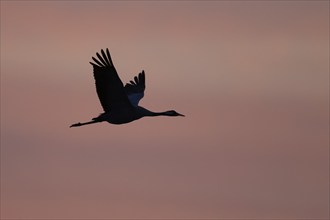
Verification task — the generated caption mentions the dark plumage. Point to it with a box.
[70,48,184,127]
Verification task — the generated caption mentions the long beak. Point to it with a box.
[178,113,185,117]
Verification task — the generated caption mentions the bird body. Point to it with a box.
[70,49,184,127]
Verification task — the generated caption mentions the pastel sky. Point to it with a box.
[1,1,329,219]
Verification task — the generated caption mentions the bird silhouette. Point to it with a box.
[70,49,184,127]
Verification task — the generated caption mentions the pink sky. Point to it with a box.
[1,1,329,219]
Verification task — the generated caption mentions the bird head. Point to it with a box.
[165,110,185,117]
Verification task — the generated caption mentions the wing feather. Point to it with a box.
[101,49,111,66]
[106,49,114,66]
[90,49,133,113]
[92,57,103,67]
[124,70,146,106]
[96,52,108,66]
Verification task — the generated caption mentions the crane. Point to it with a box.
[70,49,184,127]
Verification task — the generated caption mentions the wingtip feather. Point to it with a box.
[92,57,103,67]
[96,52,108,66]
[101,49,111,66]
[106,48,114,66]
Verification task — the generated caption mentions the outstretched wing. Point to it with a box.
[89,48,133,113]
[124,70,145,106]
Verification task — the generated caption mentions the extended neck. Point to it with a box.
[149,110,184,117]
[151,111,171,116]
[137,107,184,118]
